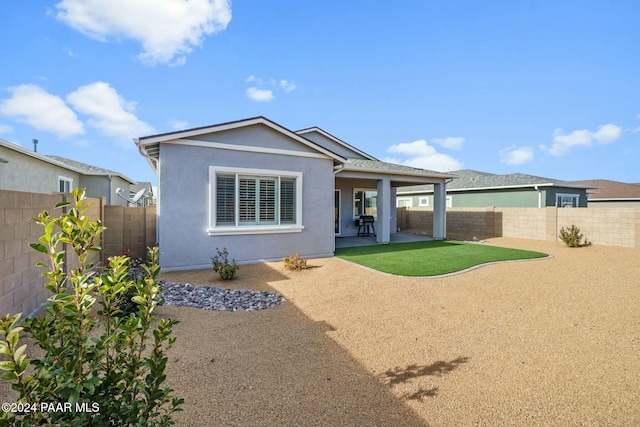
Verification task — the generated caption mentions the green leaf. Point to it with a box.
[13,344,27,361]
[1,372,18,381]
[0,360,16,371]
[30,243,48,254]
[55,201,71,209]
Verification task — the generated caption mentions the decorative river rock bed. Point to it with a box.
[158,281,286,311]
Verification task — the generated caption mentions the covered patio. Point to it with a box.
[333,159,453,245]
[335,231,433,248]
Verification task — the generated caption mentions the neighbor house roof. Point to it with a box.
[398,169,596,194]
[47,155,135,183]
[573,179,640,201]
[0,139,134,183]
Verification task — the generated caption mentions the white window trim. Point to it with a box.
[556,193,580,208]
[446,196,453,208]
[353,188,378,219]
[208,166,303,235]
[418,197,429,207]
[396,197,412,208]
[58,176,73,193]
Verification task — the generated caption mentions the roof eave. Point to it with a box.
[339,164,456,179]
[137,117,348,164]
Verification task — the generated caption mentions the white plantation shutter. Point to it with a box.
[213,170,300,229]
[259,178,276,223]
[239,177,257,224]
[280,178,296,224]
[216,175,235,225]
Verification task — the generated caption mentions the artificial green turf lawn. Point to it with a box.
[335,240,548,276]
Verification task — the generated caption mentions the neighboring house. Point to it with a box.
[0,138,136,205]
[129,182,155,206]
[136,116,454,270]
[397,169,595,208]
[573,179,640,207]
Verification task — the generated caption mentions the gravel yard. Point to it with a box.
[2,237,639,426]
[158,237,640,426]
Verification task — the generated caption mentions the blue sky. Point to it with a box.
[1,1,639,186]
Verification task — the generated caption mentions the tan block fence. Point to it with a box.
[1,190,156,317]
[398,207,640,247]
[3,188,638,316]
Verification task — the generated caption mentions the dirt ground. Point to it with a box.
[157,237,640,426]
[3,237,640,426]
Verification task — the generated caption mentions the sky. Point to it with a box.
[1,0,639,187]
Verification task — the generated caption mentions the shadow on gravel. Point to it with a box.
[158,263,429,427]
[380,357,469,401]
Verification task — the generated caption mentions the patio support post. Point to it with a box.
[377,178,391,244]
[433,181,447,239]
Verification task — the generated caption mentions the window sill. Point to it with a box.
[207,225,304,236]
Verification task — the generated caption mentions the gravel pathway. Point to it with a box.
[159,281,286,311]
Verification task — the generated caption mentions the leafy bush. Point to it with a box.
[559,224,589,247]
[282,253,308,270]
[112,251,163,317]
[212,247,238,280]
[0,188,183,426]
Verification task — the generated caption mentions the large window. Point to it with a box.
[210,167,302,234]
[556,193,579,208]
[354,189,377,217]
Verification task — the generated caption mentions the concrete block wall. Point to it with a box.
[556,207,638,247]
[1,189,156,317]
[0,190,104,317]
[399,207,640,248]
[103,205,157,260]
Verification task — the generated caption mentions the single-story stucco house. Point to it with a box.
[136,116,454,271]
[397,169,596,209]
[0,138,137,205]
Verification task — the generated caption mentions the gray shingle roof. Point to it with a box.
[343,159,455,178]
[47,155,135,183]
[398,169,595,193]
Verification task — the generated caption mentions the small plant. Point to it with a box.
[282,253,308,270]
[559,224,589,247]
[212,247,238,280]
[0,188,183,426]
[111,250,163,317]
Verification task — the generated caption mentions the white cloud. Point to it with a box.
[542,124,622,156]
[55,0,232,65]
[385,139,462,172]
[0,123,13,134]
[499,145,534,165]
[0,84,84,137]
[170,119,189,130]
[245,75,296,99]
[246,87,274,102]
[432,136,465,151]
[66,81,155,146]
[280,79,296,93]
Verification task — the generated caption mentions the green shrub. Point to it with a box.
[282,253,308,270]
[559,224,588,247]
[0,188,183,426]
[212,247,238,280]
[112,251,163,318]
